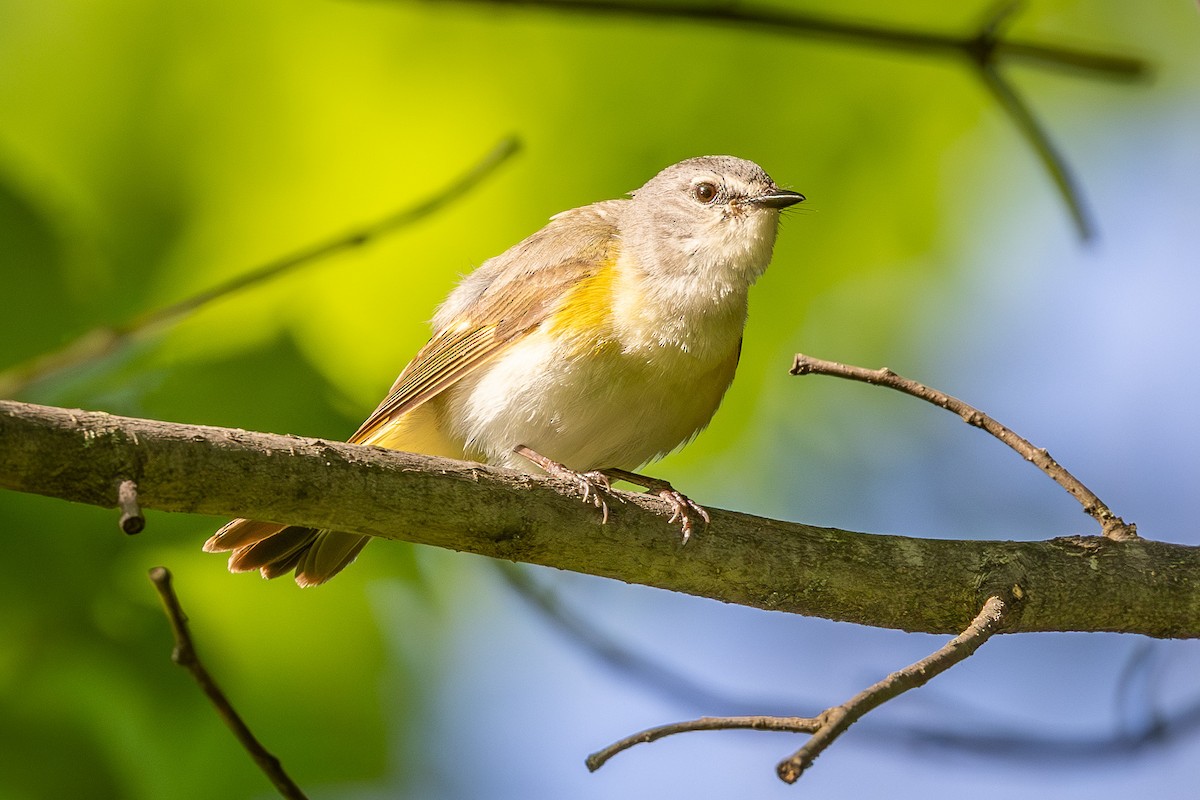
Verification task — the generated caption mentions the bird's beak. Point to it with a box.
[749,188,805,209]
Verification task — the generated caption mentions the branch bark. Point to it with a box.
[2,399,1197,637]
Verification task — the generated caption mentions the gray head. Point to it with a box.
[622,156,803,297]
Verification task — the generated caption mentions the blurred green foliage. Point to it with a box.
[0,1,1193,798]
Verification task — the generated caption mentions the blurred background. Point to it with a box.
[1,1,1198,797]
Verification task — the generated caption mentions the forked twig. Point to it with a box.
[432,0,1148,240]
[148,567,309,800]
[0,136,520,398]
[790,353,1137,540]
[588,596,1012,782]
[776,595,1010,782]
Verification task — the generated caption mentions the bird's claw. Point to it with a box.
[512,447,705,536]
[600,468,709,543]
[576,470,614,524]
[513,446,623,526]
[656,488,710,543]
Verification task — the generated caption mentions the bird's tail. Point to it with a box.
[203,519,370,587]
[205,403,460,585]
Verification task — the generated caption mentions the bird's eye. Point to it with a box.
[692,181,718,204]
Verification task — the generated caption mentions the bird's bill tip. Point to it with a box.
[750,188,805,209]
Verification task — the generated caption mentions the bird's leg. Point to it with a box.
[513,445,617,524]
[600,468,710,543]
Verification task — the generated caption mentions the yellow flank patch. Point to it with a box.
[356,401,462,459]
[546,256,617,344]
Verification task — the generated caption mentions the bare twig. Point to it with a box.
[776,595,1010,782]
[116,478,144,534]
[587,596,1011,783]
[148,567,309,800]
[790,353,1137,541]
[427,0,1148,240]
[0,136,520,398]
[586,716,822,772]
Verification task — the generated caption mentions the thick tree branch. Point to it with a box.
[2,399,1198,637]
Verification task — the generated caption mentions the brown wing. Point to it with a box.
[349,201,622,444]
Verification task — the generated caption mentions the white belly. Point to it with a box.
[442,325,739,472]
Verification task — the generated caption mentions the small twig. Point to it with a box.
[587,716,822,772]
[116,478,144,534]
[148,567,309,800]
[587,596,1011,783]
[790,353,1137,540]
[775,595,1010,782]
[0,136,520,398]
[772,594,1008,782]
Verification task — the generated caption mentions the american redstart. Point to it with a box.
[205,156,803,585]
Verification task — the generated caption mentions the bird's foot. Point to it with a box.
[514,445,621,524]
[602,468,710,543]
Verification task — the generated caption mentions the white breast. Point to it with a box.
[442,316,741,472]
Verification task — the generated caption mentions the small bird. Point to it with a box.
[204,155,803,586]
